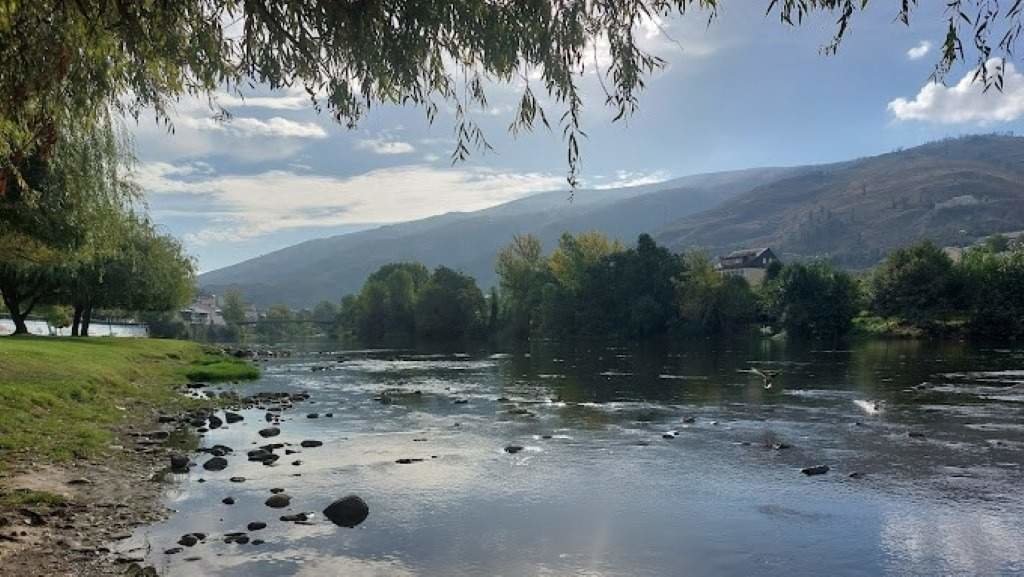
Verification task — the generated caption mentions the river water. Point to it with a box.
[122,339,1024,576]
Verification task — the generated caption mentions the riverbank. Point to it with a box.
[0,337,259,576]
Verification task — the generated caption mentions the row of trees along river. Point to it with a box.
[0,116,194,337]
[216,232,1024,346]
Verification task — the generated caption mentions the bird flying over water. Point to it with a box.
[739,367,780,389]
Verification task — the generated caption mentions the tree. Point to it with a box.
[869,241,959,326]
[767,261,859,339]
[414,267,487,340]
[3,1,1014,193]
[575,234,683,337]
[549,232,624,293]
[959,246,1024,337]
[676,252,758,334]
[258,304,294,342]
[353,263,429,343]
[59,215,194,336]
[0,118,134,334]
[221,290,247,326]
[496,234,549,339]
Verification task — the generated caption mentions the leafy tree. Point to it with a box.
[767,261,859,339]
[869,241,959,326]
[0,119,134,334]
[496,234,549,339]
[221,290,247,326]
[414,267,487,340]
[576,234,683,337]
[959,246,1024,337]
[676,252,758,334]
[62,216,194,336]
[40,305,72,334]
[312,300,340,325]
[258,304,295,342]
[3,1,1009,192]
[549,232,624,293]
[351,263,429,343]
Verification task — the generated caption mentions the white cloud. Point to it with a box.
[907,41,932,61]
[355,138,416,155]
[888,60,1024,124]
[592,170,670,189]
[181,115,327,139]
[138,162,563,244]
[215,92,309,110]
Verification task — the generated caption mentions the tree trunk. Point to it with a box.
[81,305,92,337]
[1,292,30,335]
[71,305,83,337]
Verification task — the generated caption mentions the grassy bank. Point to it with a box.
[0,337,258,463]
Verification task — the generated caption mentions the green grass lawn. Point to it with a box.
[0,337,259,463]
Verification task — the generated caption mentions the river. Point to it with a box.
[119,338,1024,576]
[0,319,148,337]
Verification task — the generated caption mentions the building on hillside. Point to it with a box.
[180,295,226,327]
[716,248,779,285]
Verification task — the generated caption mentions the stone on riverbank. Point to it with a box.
[169,454,189,472]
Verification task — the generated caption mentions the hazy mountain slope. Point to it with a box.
[200,167,791,307]
[655,135,1024,267]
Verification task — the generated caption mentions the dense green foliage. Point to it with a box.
[244,233,1024,346]
[0,118,195,336]
[948,246,1024,338]
[763,261,860,339]
[869,241,959,326]
[339,264,486,344]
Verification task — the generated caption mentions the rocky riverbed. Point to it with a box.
[11,338,1024,577]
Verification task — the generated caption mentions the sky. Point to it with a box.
[133,3,1024,273]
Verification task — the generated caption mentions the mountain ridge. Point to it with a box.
[200,134,1024,308]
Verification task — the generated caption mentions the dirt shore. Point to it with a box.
[0,409,188,577]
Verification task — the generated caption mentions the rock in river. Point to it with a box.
[222,497,235,505]
[247,522,267,531]
[323,495,369,528]
[169,454,190,472]
[300,440,323,448]
[265,494,291,508]
[504,445,524,454]
[259,427,281,438]
[224,411,244,424]
[202,457,228,471]
[801,465,830,476]
[207,415,223,429]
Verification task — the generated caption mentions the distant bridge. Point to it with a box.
[234,319,335,326]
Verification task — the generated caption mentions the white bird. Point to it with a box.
[739,367,780,389]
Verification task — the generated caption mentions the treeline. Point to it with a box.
[327,232,1024,345]
[1,119,195,336]
[328,232,855,344]
[869,236,1024,337]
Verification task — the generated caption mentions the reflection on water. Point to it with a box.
[123,338,1024,576]
[0,319,147,337]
